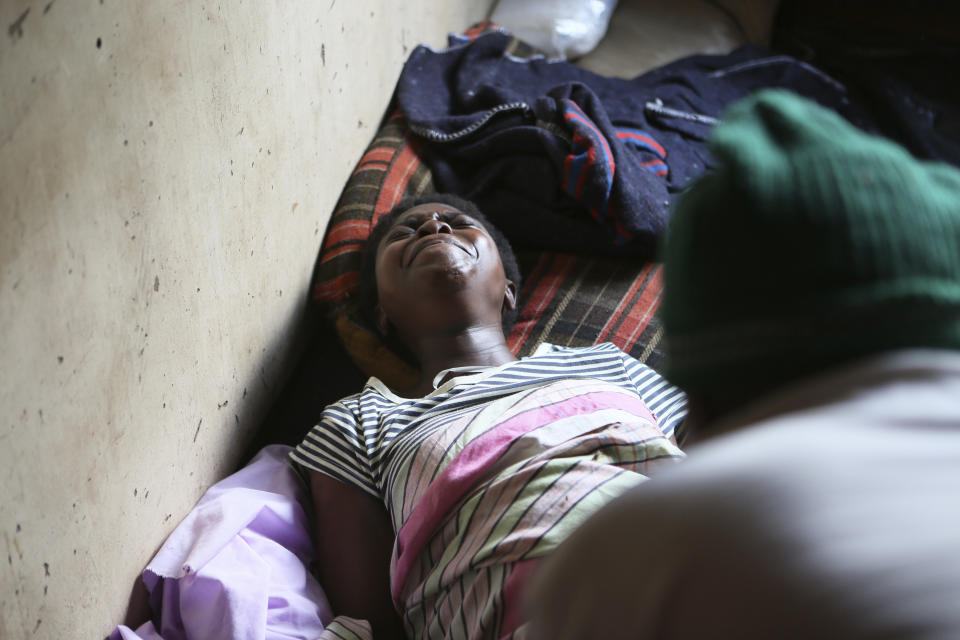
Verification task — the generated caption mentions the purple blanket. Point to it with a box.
[111,445,331,640]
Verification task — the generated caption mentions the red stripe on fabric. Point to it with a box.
[373,141,421,220]
[360,147,396,165]
[616,130,666,157]
[390,390,657,604]
[313,271,360,303]
[607,201,633,241]
[563,108,615,174]
[351,147,398,175]
[463,21,493,40]
[507,254,576,353]
[324,220,373,247]
[573,133,596,199]
[319,242,364,263]
[619,266,663,352]
[353,161,389,175]
[596,263,653,342]
[613,215,632,242]
[641,159,669,177]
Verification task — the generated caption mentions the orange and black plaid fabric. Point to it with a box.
[509,252,666,367]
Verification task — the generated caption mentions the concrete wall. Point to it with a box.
[0,1,492,638]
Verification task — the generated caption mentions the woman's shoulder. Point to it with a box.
[320,377,406,418]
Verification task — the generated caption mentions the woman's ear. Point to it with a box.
[503,280,518,312]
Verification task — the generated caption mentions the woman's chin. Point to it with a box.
[411,255,474,287]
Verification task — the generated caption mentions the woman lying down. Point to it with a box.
[292,194,687,640]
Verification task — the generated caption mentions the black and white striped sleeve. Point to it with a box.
[290,400,380,499]
[618,350,687,439]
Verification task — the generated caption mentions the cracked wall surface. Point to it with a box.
[0,1,492,638]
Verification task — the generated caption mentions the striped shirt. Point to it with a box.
[292,343,687,640]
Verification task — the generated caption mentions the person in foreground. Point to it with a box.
[528,90,960,639]
[290,194,687,639]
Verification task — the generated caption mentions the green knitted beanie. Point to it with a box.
[660,89,960,399]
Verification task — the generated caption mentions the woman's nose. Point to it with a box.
[417,215,452,237]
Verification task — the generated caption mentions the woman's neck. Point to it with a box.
[405,325,518,397]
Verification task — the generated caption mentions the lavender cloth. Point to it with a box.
[110,445,332,640]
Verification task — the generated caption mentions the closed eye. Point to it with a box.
[386,227,415,242]
[447,215,477,228]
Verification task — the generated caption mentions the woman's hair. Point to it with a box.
[353,194,522,352]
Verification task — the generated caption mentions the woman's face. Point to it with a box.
[373,202,514,341]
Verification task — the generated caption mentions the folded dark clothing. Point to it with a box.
[397,32,875,257]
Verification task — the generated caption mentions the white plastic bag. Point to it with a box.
[490,0,620,60]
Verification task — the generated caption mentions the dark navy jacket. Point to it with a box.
[396,32,874,257]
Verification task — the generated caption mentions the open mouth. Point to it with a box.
[406,237,472,266]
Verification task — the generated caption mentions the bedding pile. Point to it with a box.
[396,31,870,255]
[110,446,331,640]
